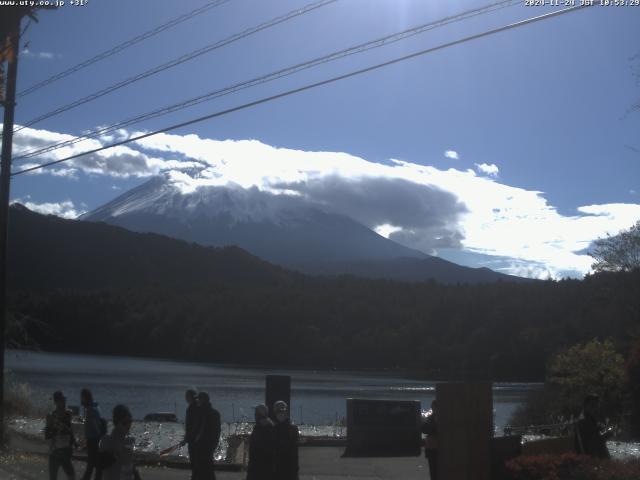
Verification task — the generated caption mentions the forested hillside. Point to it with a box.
[8,205,639,380]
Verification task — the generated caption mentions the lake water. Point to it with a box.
[5,349,535,432]
[8,350,639,461]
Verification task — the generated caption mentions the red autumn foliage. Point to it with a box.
[504,453,640,480]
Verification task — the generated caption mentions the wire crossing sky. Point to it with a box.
[13,0,521,162]
[14,0,339,132]
[7,0,640,279]
[16,0,234,97]
[12,4,590,177]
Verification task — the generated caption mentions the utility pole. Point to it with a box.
[0,4,54,445]
[0,7,25,446]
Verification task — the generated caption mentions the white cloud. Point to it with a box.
[14,162,45,175]
[444,150,459,160]
[50,168,79,179]
[12,199,84,219]
[495,259,556,280]
[133,133,640,277]
[93,128,130,144]
[475,163,499,177]
[22,48,56,60]
[11,126,640,278]
[375,224,403,239]
[10,125,183,179]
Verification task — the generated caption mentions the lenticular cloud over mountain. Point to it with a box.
[129,132,640,277]
[112,132,472,254]
[14,125,640,278]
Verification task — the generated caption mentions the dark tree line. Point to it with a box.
[6,204,640,381]
[9,270,640,381]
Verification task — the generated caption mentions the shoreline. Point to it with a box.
[7,415,347,465]
[4,429,244,471]
[6,348,546,383]
[5,419,347,472]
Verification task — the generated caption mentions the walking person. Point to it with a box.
[246,404,275,480]
[575,393,613,459]
[80,388,106,480]
[421,400,438,480]
[46,391,77,480]
[191,392,221,480]
[179,389,200,479]
[99,404,141,480]
[273,400,299,480]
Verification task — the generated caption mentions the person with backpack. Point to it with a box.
[81,388,106,480]
[45,390,77,480]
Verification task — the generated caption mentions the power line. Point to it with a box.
[14,0,519,161]
[16,0,233,98]
[11,4,593,178]
[14,0,517,159]
[14,0,338,132]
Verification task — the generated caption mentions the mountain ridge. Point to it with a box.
[8,203,294,291]
[80,175,525,284]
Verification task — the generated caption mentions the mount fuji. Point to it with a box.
[81,175,522,283]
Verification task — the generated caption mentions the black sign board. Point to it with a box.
[346,398,421,456]
[265,375,291,422]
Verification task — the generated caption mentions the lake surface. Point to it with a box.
[7,350,639,461]
[5,349,536,433]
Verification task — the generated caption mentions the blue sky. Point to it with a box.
[4,0,640,278]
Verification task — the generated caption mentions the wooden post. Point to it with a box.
[0,10,23,446]
[436,382,493,480]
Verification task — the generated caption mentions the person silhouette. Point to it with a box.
[273,400,299,480]
[99,404,140,480]
[191,392,221,480]
[45,391,77,480]
[80,388,105,480]
[247,404,275,480]
[575,394,612,459]
[422,400,438,480]
[179,389,200,479]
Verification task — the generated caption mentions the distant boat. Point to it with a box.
[144,412,178,422]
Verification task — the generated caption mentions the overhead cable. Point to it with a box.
[14,0,518,160]
[16,0,234,98]
[14,0,338,132]
[11,4,592,177]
